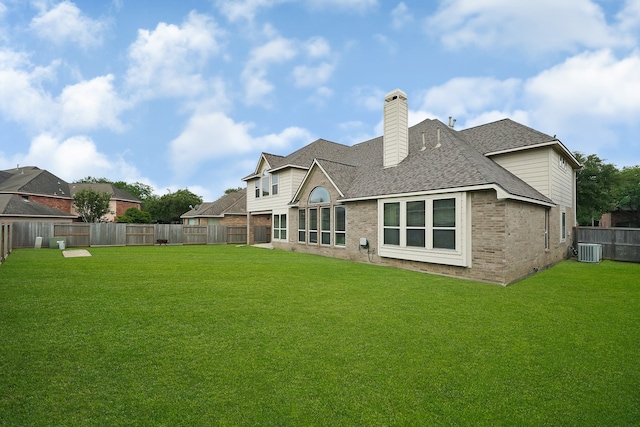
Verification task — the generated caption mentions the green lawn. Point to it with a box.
[1,245,639,426]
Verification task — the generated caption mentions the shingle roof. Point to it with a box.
[278,118,556,205]
[0,167,70,197]
[458,118,555,154]
[181,188,246,218]
[69,183,140,202]
[0,194,76,218]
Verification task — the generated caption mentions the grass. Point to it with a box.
[1,245,639,426]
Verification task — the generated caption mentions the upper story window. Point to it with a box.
[271,173,279,195]
[309,187,330,204]
[559,156,567,171]
[254,180,260,198]
[261,170,270,196]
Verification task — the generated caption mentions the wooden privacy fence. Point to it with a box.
[10,222,248,249]
[1,221,12,262]
[575,227,640,262]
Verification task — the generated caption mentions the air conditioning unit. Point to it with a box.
[578,243,602,263]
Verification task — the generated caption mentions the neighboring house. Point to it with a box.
[600,208,640,228]
[0,166,76,222]
[69,183,141,222]
[242,89,581,285]
[181,189,246,226]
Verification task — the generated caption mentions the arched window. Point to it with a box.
[309,187,330,204]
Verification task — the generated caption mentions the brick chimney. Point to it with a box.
[383,89,408,168]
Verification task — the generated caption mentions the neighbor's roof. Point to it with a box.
[0,166,71,197]
[0,194,76,218]
[181,188,247,218]
[69,183,140,202]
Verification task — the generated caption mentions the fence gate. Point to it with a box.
[254,226,271,244]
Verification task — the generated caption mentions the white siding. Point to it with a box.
[492,148,551,198]
[246,168,306,212]
[550,150,574,207]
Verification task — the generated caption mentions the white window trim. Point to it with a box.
[560,208,567,242]
[272,211,288,242]
[377,192,470,267]
[334,205,346,248]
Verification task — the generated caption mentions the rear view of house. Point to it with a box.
[243,89,581,285]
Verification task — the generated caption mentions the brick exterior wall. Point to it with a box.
[220,215,248,227]
[115,201,141,218]
[247,214,271,244]
[29,195,73,213]
[272,180,571,285]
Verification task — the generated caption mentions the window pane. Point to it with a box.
[281,230,286,240]
[433,230,455,249]
[255,180,260,198]
[309,187,330,204]
[262,175,270,196]
[299,231,306,242]
[433,199,455,227]
[272,173,279,195]
[298,209,306,230]
[274,229,280,239]
[384,203,400,226]
[309,209,317,230]
[384,228,400,245]
[321,207,330,231]
[310,231,318,243]
[335,233,345,246]
[335,206,345,231]
[281,214,286,228]
[407,229,425,247]
[407,201,425,227]
[322,232,330,245]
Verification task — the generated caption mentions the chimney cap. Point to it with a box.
[384,89,407,102]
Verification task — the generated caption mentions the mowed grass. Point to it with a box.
[1,245,639,426]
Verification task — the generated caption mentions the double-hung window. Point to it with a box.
[272,173,279,195]
[254,179,260,198]
[406,201,425,247]
[273,214,286,240]
[261,171,270,196]
[383,202,400,245]
[334,206,346,247]
[298,209,306,243]
[321,207,331,245]
[433,199,456,249]
[309,208,318,243]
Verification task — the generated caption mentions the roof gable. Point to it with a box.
[181,188,246,218]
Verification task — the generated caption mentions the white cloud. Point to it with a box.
[58,74,128,132]
[292,62,334,87]
[617,0,640,32]
[426,0,631,55]
[351,86,386,111]
[307,0,378,13]
[29,0,108,49]
[303,37,331,58]
[0,49,59,129]
[126,11,224,100]
[19,133,113,181]
[0,48,129,134]
[391,2,412,30]
[216,0,288,22]
[242,36,297,105]
[417,77,522,118]
[169,111,312,176]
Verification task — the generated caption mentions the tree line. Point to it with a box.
[575,152,639,227]
[73,177,204,224]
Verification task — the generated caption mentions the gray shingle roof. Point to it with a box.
[277,118,556,205]
[0,167,70,197]
[69,183,140,202]
[458,118,555,154]
[0,194,76,217]
[181,188,246,218]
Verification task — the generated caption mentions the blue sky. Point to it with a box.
[1,0,640,201]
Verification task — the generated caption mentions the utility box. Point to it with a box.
[49,237,66,248]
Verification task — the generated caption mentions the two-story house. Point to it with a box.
[243,89,581,285]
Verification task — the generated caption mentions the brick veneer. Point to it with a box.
[273,179,571,285]
[29,195,72,212]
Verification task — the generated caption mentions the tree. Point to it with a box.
[145,189,203,223]
[73,189,112,223]
[225,187,243,194]
[116,207,152,223]
[575,152,620,226]
[112,181,154,203]
[614,165,640,226]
